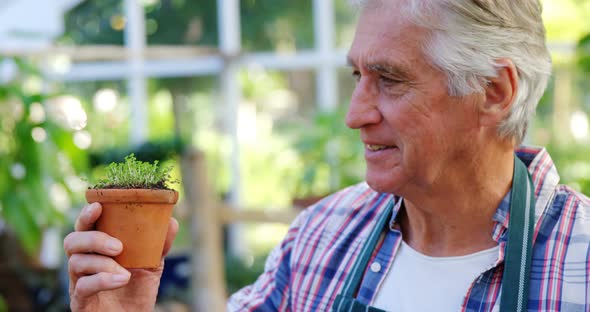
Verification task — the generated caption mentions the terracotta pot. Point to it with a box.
[85,189,178,269]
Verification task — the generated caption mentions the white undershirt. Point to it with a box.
[372,241,499,312]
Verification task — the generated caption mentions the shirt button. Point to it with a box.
[370,262,381,273]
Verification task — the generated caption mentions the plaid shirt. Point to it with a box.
[228,147,590,311]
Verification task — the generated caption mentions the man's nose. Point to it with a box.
[345,77,381,129]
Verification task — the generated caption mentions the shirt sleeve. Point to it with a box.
[226,208,310,312]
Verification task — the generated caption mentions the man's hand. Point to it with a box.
[64,202,179,312]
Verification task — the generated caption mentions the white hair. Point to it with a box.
[350,0,552,145]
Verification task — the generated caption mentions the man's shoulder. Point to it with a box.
[531,185,590,292]
[552,184,590,212]
[542,184,590,239]
[287,183,396,265]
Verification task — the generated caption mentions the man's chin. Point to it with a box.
[365,176,402,195]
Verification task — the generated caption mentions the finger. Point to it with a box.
[68,253,129,278]
[64,231,122,258]
[161,217,179,257]
[75,203,103,232]
[73,272,130,299]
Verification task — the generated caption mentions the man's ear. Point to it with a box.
[479,58,518,127]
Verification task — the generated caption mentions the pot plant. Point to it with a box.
[85,154,178,269]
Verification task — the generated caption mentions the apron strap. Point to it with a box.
[339,200,395,298]
[499,156,536,312]
[333,294,388,312]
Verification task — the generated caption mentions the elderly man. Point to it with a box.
[64,0,590,311]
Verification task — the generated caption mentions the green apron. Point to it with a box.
[332,156,536,312]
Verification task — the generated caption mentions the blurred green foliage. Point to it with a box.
[541,0,590,43]
[281,108,364,198]
[544,31,590,196]
[61,0,218,46]
[224,253,267,295]
[577,33,590,74]
[89,137,183,167]
[0,57,88,256]
[545,144,590,194]
[527,28,590,197]
[61,0,314,50]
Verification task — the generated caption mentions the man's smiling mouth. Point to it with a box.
[366,144,396,151]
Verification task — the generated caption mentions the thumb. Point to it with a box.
[162,217,179,257]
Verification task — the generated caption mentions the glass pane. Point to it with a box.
[61,0,125,45]
[335,0,358,49]
[146,0,218,46]
[241,0,314,52]
[61,80,128,150]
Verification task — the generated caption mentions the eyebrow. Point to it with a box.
[347,56,413,81]
[368,63,412,80]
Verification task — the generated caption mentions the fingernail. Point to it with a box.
[84,204,96,218]
[111,273,129,284]
[106,239,122,253]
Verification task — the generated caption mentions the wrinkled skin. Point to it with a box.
[346,6,483,198]
[64,203,179,311]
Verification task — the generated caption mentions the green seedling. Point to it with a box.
[92,154,176,190]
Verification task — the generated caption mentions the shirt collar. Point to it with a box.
[388,195,403,230]
[492,146,560,242]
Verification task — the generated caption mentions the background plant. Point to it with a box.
[281,107,364,199]
[0,57,88,256]
[0,295,6,312]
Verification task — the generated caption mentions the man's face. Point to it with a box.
[346,3,481,196]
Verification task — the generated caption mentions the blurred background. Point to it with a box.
[0,0,589,311]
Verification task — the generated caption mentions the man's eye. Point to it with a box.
[379,75,400,85]
[352,70,361,82]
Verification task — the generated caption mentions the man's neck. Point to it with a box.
[399,145,515,257]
